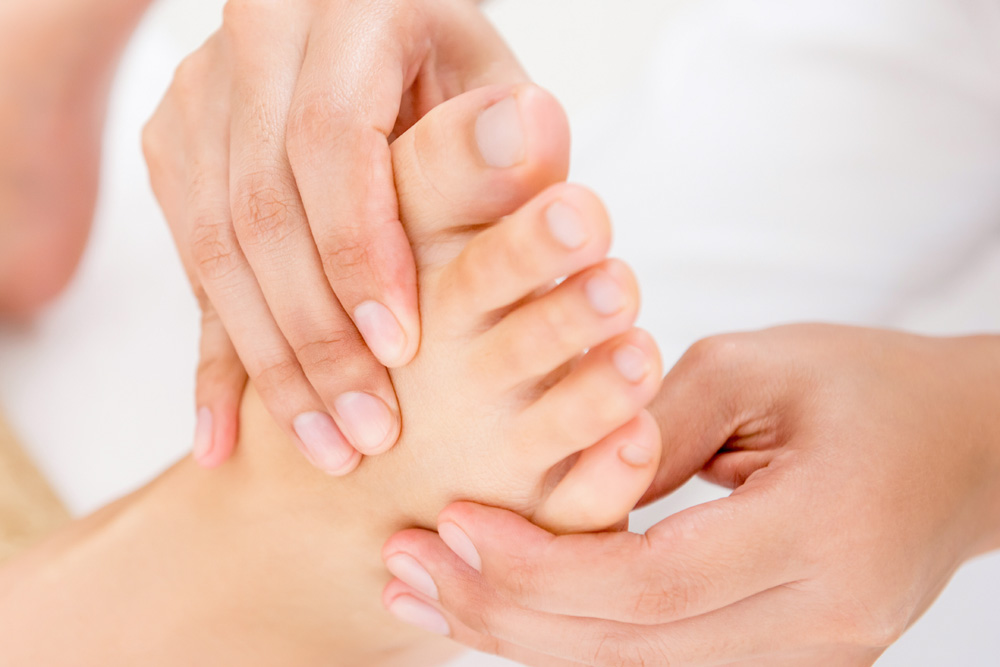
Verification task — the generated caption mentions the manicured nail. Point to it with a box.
[334,392,395,454]
[619,443,654,467]
[292,411,357,474]
[546,201,589,250]
[613,344,649,383]
[438,522,482,573]
[387,595,450,636]
[354,301,407,366]
[192,407,214,462]
[476,96,525,168]
[385,554,439,600]
[585,272,626,316]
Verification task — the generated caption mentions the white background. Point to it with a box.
[1,0,998,664]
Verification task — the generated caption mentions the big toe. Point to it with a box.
[390,84,570,243]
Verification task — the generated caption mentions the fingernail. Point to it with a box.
[438,522,482,573]
[476,95,525,168]
[613,344,649,383]
[385,554,439,600]
[585,272,626,316]
[293,412,358,474]
[546,201,589,250]
[619,443,654,467]
[334,392,395,454]
[387,595,450,636]
[192,407,214,462]
[354,301,407,366]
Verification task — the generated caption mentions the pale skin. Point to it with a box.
[386,325,1000,665]
[5,1,1000,662]
[0,84,664,665]
[3,0,511,471]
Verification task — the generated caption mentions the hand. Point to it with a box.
[383,324,1000,666]
[143,0,525,473]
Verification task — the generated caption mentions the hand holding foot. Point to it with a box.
[142,0,530,472]
[390,325,1000,666]
[1,84,663,666]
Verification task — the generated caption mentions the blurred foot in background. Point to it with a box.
[0,0,153,316]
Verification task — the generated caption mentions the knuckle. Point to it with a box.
[191,215,242,282]
[319,236,375,283]
[682,333,744,376]
[231,172,302,247]
[494,555,543,602]
[286,95,351,157]
[249,354,302,391]
[291,328,359,371]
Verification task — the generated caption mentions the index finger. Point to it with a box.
[284,0,528,367]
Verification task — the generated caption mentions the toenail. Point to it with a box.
[387,595,451,636]
[354,300,407,366]
[438,522,482,573]
[334,392,395,454]
[192,406,214,464]
[546,201,589,250]
[292,412,358,474]
[385,554,439,600]
[619,443,654,467]
[475,96,525,169]
[585,272,627,316]
[613,344,650,383]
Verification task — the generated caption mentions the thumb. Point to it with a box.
[192,302,247,468]
[641,333,791,504]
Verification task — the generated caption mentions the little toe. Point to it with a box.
[390,83,570,242]
[475,259,639,389]
[533,410,661,534]
[441,183,613,316]
[515,328,664,469]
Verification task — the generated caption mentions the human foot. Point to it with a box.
[0,0,153,314]
[0,84,663,666]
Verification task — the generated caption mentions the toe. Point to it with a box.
[390,84,570,241]
[441,183,613,316]
[533,410,661,533]
[475,259,639,389]
[515,328,664,468]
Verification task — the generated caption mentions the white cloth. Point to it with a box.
[0,0,998,664]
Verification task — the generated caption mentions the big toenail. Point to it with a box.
[438,522,482,572]
[292,412,358,474]
[334,392,395,453]
[476,96,525,168]
[619,443,654,467]
[354,300,407,366]
[613,344,649,383]
[385,554,439,600]
[585,273,627,315]
[546,201,589,250]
